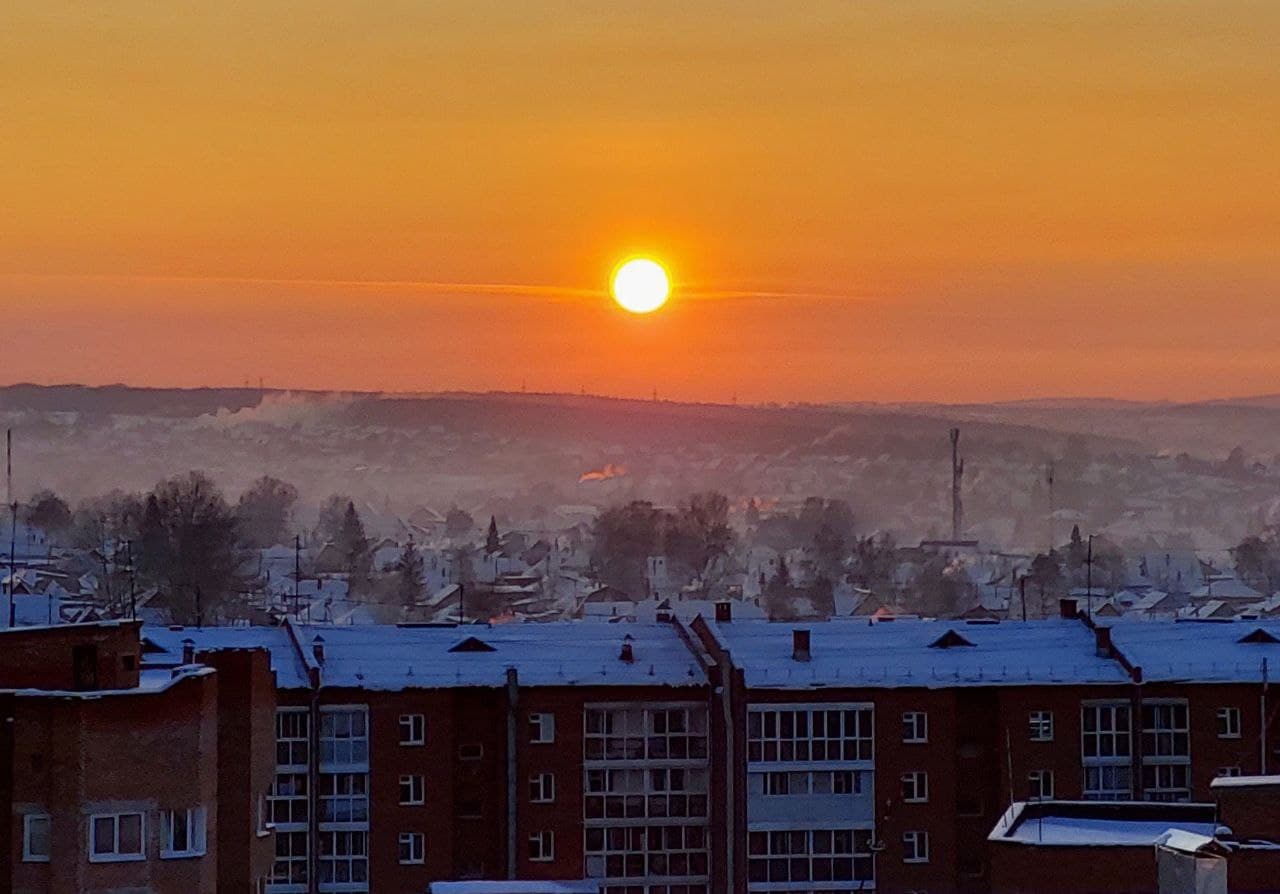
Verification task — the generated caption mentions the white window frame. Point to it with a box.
[529,830,555,862]
[1216,706,1241,739]
[747,827,876,888]
[160,807,208,859]
[530,772,556,804]
[1141,699,1191,802]
[89,811,146,863]
[319,705,369,772]
[397,832,425,865]
[902,711,928,744]
[1081,701,1132,800]
[530,712,556,744]
[1028,769,1055,800]
[399,774,425,806]
[1029,710,1054,742]
[901,770,929,804]
[746,703,874,766]
[22,813,51,863]
[399,713,426,746]
[903,830,930,863]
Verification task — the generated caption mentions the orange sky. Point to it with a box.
[2,2,1278,403]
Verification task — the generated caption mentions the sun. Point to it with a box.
[611,258,670,314]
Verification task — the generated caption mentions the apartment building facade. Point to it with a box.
[136,608,1279,894]
[2,621,276,894]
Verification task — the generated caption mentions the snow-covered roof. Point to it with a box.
[141,625,309,689]
[703,618,1131,689]
[430,883,598,894]
[300,621,706,690]
[142,621,706,691]
[1109,620,1280,682]
[1209,774,1280,790]
[990,801,1217,847]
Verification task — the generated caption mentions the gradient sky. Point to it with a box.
[2,1,1278,403]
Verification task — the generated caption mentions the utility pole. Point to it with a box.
[126,539,137,621]
[1020,575,1028,622]
[7,428,16,630]
[950,428,964,541]
[1085,534,1094,619]
[1046,461,1056,552]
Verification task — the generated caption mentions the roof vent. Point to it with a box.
[928,629,976,649]
[181,638,195,665]
[312,634,325,664]
[1059,598,1078,619]
[449,635,497,653]
[620,639,635,663]
[792,629,811,662]
[715,601,732,623]
[1238,627,1280,645]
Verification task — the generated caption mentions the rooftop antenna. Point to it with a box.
[7,428,15,629]
[1085,534,1094,619]
[949,428,964,541]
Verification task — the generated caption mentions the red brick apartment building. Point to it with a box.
[1,620,276,893]
[129,607,1280,894]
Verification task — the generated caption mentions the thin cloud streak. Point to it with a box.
[1,272,876,304]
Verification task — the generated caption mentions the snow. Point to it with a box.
[1109,620,1280,683]
[430,882,598,894]
[141,620,706,690]
[704,618,1132,688]
[990,802,1217,847]
[141,625,310,689]
[301,621,706,690]
[1157,829,1219,854]
[1209,774,1280,789]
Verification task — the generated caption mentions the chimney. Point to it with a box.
[181,638,195,665]
[1094,626,1112,658]
[1059,597,1078,620]
[312,634,326,664]
[715,601,732,623]
[792,629,811,662]
[619,639,635,663]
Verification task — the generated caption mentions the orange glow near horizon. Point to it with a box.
[2,2,1279,403]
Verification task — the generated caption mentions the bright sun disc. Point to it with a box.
[611,258,670,314]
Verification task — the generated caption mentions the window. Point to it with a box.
[583,704,711,893]
[530,772,555,803]
[750,769,865,797]
[529,830,555,862]
[399,714,425,746]
[1028,770,1055,800]
[1141,700,1191,802]
[398,832,425,865]
[746,705,873,764]
[903,830,929,863]
[1217,707,1241,739]
[320,707,369,770]
[747,828,875,886]
[902,712,928,743]
[1082,702,1132,800]
[160,808,207,858]
[89,812,145,862]
[318,830,368,890]
[276,708,310,768]
[458,743,484,761]
[1029,710,1054,742]
[399,774,425,806]
[530,712,556,744]
[901,771,929,803]
[319,773,369,822]
[1217,766,1242,778]
[22,814,50,863]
